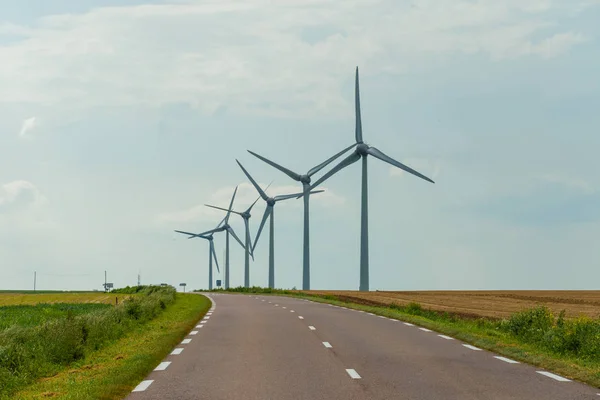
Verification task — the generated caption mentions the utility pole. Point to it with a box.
[34,271,36,292]
[105,270,107,292]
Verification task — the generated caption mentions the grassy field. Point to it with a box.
[0,286,192,399]
[0,292,131,306]
[11,293,209,400]
[302,290,600,319]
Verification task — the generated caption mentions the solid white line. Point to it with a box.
[346,369,361,379]
[463,344,481,351]
[299,316,304,319]
[494,356,519,364]
[536,371,571,382]
[190,331,198,335]
[309,326,316,330]
[419,327,432,332]
[323,342,332,348]
[154,361,171,371]
[404,322,414,326]
[438,335,454,340]
[181,339,192,344]
[171,348,184,355]
[132,380,154,392]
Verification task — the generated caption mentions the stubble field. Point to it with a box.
[302,290,600,319]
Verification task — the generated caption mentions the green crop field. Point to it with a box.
[0,292,131,307]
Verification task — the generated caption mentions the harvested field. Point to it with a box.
[0,292,132,307]
[302,290,600,319]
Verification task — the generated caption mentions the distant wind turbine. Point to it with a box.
[236,159,323,289]
[303,67,435,292]
[175,186,245,289]
[247,146,353,290]
[204,182,272,288]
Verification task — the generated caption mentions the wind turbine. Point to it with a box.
[204,182,272,288]
[247,146,354,290]
[236,160,323,289]
[175,186,246,289]
[303,67,435,292]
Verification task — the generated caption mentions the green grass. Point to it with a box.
[213,286,600,389]
[0,303,111,330]
[6,293,209,400]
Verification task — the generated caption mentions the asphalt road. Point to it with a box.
[127,293,600,400]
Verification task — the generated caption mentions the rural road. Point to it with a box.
[127,293,599,400]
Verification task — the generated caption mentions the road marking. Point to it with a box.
[378,316,386,319]
[346,369,361,379]
[200,321,207,324]
[536,371,571,382]
[275,304,279,306]
[262,300,265,301]
[181,339,192,344]
[171,348,184,355]
[154,362,171,371]
[494,356,519,364]
[323,342,332,348]
[419,327,432,332]
[196,325,202,328]
[269,302,272,304]
[462,344,481,351]
[438,335,454,340]
[204,316,210,319]
[282,307,287,309]
[290,310,295,313]
[367,313,375,316]
[298,316,304,319]
[190,331,198,335]
[404,322,414,326]
[132,380,154,392]
[309,326,316,330]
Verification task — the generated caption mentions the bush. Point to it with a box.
[0,286,177,398]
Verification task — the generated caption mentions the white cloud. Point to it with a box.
[0,180,46,210]
[18,117,38,139]
[156,181,345,224]
[536,173,594,193]
[0,0,592,117]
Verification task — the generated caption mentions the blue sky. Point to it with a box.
[1,0,599,291]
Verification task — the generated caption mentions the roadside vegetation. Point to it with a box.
[0,285,205,399]
[211,286,600,388]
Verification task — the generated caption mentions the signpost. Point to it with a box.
[179,283,187,293]
[216,279,222,288]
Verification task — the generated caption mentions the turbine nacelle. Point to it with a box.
[266,198,276,206]
[356,143,369,156]
[299,174,311,184]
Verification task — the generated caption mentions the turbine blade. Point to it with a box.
[236,160,269,201]
[248,150,301,181]
[247,179,273,213]
[274,189,324,202]
[225,186,238,224]
[210,241,220,273]
[355,66,363,144]
[174,230,198,237]
[367,147,435,184]
[307,143,356,177]
[194,227,222,237]
[227,226,246,251]
[205,204,243,216]
[253,205,272,251]
[299,151,361,198]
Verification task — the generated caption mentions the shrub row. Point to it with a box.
[0,285,176,398]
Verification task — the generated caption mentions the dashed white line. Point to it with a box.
[419,328,432,332]
[204,316,210,320]
[346,369,361,379]
[282,307,287,309]
[181,339,192,344]
[404,322,414,326]
[323,342,333,348]
[200,321,207,324]
[378,316,386,319]
[190,331,198,335]
[290,310,295,313]
[367,313,375,316]
[132,380,154,392]
[494,356,519,364]
[275,304,279,307]
[171,348,184,355]
[308,326,316,331]
[536,371,571,382]
[154,362,171,371]
[462,344,481,351]
[299,316,304,319]
[438,335,454,340]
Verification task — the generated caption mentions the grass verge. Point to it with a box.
[8,293,210,400]
[208,287,600,389]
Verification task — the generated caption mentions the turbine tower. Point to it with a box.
[304,67,435,292]
[175,187,246,289]
[247,146,353,290]
[236,160,323,289]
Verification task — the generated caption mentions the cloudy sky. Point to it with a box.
[1,0,599,291]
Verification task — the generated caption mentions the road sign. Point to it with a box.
[216,280,221,287]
